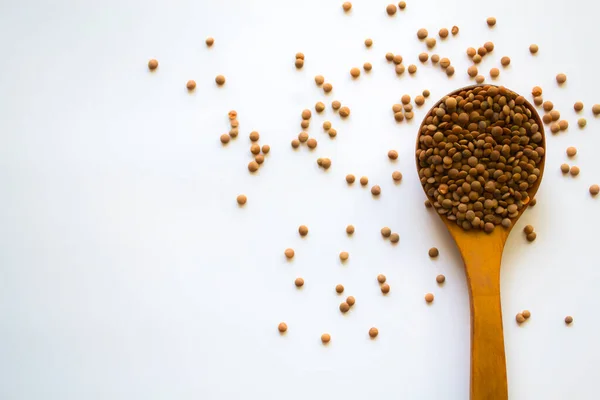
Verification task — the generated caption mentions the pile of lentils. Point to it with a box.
[416,85,544,233]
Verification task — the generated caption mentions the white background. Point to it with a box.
[1,0,599,399]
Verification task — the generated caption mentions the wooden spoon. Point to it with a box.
[415,85,545,400]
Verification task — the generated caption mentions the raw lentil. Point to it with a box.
[565,316,573,324]
[346,225,355,234]
[250,131,260,142]
[323,83,333,93]
[556,73,567,84]
[220,134,230,144]
[339,106,351,118]
[346,296,356,306]
[570,166,580,176]
[307,138,317,149]
[440,58,451,68]
[285,248,295,259]
[487,17,496,26]
[291,139,300,148]
[346,174,356,184]
[381,227,392,237]
[490,68,500,78]
[336,284,344,294]
[148,59,158,70]
[296,52,304,60]
[526,232,537,242]
[386,4,397,15]
[431,54,440,64]
[315,102,325,113]
[342,2,352,11]
[439,28,449,38]
[558,120,568,130]
[315,75,325,85]
[523,225,534,235]
[350,67,360,78]
[417,28,428,40]
[590,184,600,196]
[298,225,308,236]
[399,1,406,9]
[371,185,381,196]
[415,95,425,106]
[360,176,369,186]
[377,274,386,283]
[339,302,350,313]
[295,277,304,287]
[255,154,264,164]
[446,66,455,76]
[395,64,405,75]
[436,274,445,283]
[468,66,478,77]
[298,132,308,142]
[501,56,511,66]
[323,121,332,130]
[478,47,487,57]
[560,164,570,174]
[419,53,429,62]
[393,54,403,64]
[425,293,434,303]
[339,251,349,261]
[566,147,577,157]
[237,194,247,205]
[332,100,341,110]
[522,310,531,319]
[593,104,600,115]
[428,247,439,258]
[381,283,390,294]
[369,327,379,338]
[186,80,196,90]
[529,44,539,54]
[363,62,372,71]
[452,26,459,35]
[386,52,394,62]
[388,150,399,160]
[425,38,436,49]
[534,97,543,106]
[301,120,309,129]
[475,75,485,84]
[278,322,288,333]
[405,111,415,119]
[472,55,482,64]
[365,38,373,47]
[423,89,431,97]
[574,101,584,112]
[248,161,259,172]
[392,171,403,181]
[321,333,331,343]
[294,59,304,69]
[516,313,525,323]
[320,158,332,169]
[250,144,260,155]
[484,42,494,52]
[389,233,400,243]
[467,47,476,58]
[215,75,226,85]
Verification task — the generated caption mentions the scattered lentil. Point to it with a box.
[291,139,300,148]
[237,194,247,205]
[475,75,485,84]
[298,132,308,142]
[398,1,406,9]
[516,313,525,323]
[255,154,264,164]
[346,225,355,235]
[315,75,325,86]
[248,161,259,172]
[321,333,331,343]
[392,171,403,181]
[487,17,496,26]
[423,89,431,97]
[323,83,333,93]
[556,73,567,84]
[360,176,369,186]
[593,104,600,115]
[386,4,397,15]
[431,54,440,64]
[436,274,445,284]
[381,227,392,237]
[467,66,478,77]
[336,284,344,294]
[501,56,511,67]
[560,164,570,174]
[533,96,543,106]
[342,2,352,11]
[148,59,158,70]
[478,47,487,57]
[590,184,599,196]
[570,166,580,176]
[490,68,500,78]
[365,38,373,47]
[250,144,260,155]
[298,225,309,236]
[388,150,399,160]
[278,322,287,333]
[369,327,379,338]
[529,44,539,54]
[558,120,569,130]
[472,55,482,64]
[425,293,434,303]
[428,247,439,258]
[417,28,428,40]
[294,59,304,69]
[467,47,476,58]
[320,158,332,169]
[346,174,356,184]
[186,80,196,90]
[419,53,429,62]
[425,38,436,49]
[566,147,577,157]
[363,62,372,71]
[381,283,390,294]
[250,131,260,142]
[565,316,573,325]
[339,106,351,117]
[439,28,449,38]
[332,101,341,110]
[339,302,350,313]
[350,67,361,78]
[522,310,531,319]
[484,42,494,52]
[346,296,356,306]
[285,248,295,259]
[393,54,403,64]
[377,274,386,283]
[395,64,405,75]
[295,277,304,287]
[385,52,394,62]
[574,101,584,112]
[220,134,230,144]
[389,233,400,243]
[339,251,349,261]
[307,138,318,149]
[446,66,455,76]
[215,75,226,86]
[371,185,381,196]
[526,232,537,242]
[440,58,451,68]
[452,26,459,35]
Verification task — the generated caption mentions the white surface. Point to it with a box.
[0,0,599,399]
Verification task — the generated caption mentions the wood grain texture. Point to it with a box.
[415,85,546,400]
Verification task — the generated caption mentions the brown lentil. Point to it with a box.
[398,1,406,9]
[148,59,158,70]
[320,158,332,169]
[428,247,439,258]
[523,225,534,235]
[220,134,230,144]
[570,166,580,176]
[467,47,477,57]
[394,112,404,122]
[285,248,295,259]
[425,293,434,303]
[278,322,287,333]
[436,274,445,284]
[425,199,432,208]
[417,28,428,40]
[388,150,398,160]
[377,274,386,284]
[556,73,567,84]
[566,147,577,157]
[381,227,392,237]
[516,313,525,323]
[392,171,403,181]
[323,83,333,93]
[593,104,600,115]
[339,106,351,118]
[328,128,338,138]
[542,101,553,112]
[560,164,570,174]
[298,225,309,236]
[342,2,352,11]
[294,59,304,69]
[533,96,543,106]
[415,95,425,106]
[386,4,397,15]
[440,58,451,68]
[298,132,309,142]
[371,185,381,196]
[419,53,429,62]
[405,111,415,120]
[425,38,436,49]
[590,184,600,196]
[237,194,247,205]
[321,333,331,343]
[350,67,361,78]
[346,225,355,234]
[439,28,449,38]
[565,316,573,324]
[381,283,390,294]
[558,120,569,130]
[501,56,511,67]
[369,327,379,338]
[339,302,350,313]
[475,75,485,84]
[323,121,332,130]
[446,66,455,77]
[363,62,372,71]
[365,38,373,47]
[526,232,537,242]
[467,66,478,77]
[478,47,487,57]
[291,139,300,148]
[215,75,226,86]
[315,102,325,113]
[389,233,400,243]
[484,42,494,52]
[452,26,459,35]
[401,94,411,104]
[487,17,496,26]
[307,138,317,149]
[423,89,431,97]
[335,284,344,294]
[255,154,264,164]
[360,176,369,186]
[339,251,349,261]
[386,52,394,62]
[346,296,356,306]
[550,110,561,121]
[315,75,325,86]
[395,64,405,75]
[346,174,356,184]
[248,161,259,172]
[295,52,304,60]
[295,277,304,287]
[300,120,309,129]
[431,54,440,64]
[522,310,531,319]
[250,144,260,155]
[416,85,545,232]
[490,68,500,78]
[186,80,196,90]
[472,55,482,64]
[249,131,260,142]
[529,44,539,54]
[332,100,341,110]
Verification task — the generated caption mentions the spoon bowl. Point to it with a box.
[415,85,545,400]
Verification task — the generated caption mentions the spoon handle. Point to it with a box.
[459,239,508,400]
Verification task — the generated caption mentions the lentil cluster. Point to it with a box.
[417,85,545,232]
